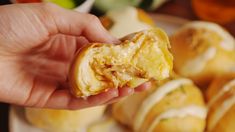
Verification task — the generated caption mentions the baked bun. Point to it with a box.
[100,6,155,38]
[170,21,235,86]
[206,74,235,132]
[87,117,130,132]
[25,106,106,132]
[112,77,207,132]
[69,28,173,97]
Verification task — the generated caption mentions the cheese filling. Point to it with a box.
[134,78,193,130]
[147,105,207,132]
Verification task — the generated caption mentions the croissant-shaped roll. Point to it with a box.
[170,21,235,86]
[112,77,207,132]
[207,74,235,132]
[69,28,173,97]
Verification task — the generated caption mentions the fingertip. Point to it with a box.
[119,87,134,97]
[135,82,152,92]
[106,35,121,44]
[105,88,119,98]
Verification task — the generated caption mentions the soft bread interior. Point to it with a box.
[70,28,173,97]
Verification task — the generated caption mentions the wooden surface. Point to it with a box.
[0,0,234,132]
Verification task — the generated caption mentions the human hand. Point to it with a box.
[0,3,150,109]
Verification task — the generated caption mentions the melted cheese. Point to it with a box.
[208,95,235,131]
[208,79,235,108]
[181,47,216,76]
[147,105,207,132]
[107,7,151,38]
[133,78,193,131]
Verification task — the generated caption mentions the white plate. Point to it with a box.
[9,14,189,132]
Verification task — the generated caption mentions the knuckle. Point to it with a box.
[41,2,60,13]
[41,2,56,9]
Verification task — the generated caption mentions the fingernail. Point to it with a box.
[107,35,121,44]
[127,88,134,95]
[109,88,119,97]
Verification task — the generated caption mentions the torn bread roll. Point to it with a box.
[170,21,235,86]
[69,28,173,97]
[112,77,207,132]
[100,6,155,38]
[25,106,106,132]
[206,74,235,132]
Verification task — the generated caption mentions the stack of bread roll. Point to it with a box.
[112,77,207,132]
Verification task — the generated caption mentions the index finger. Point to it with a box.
[43,88,118,110]
[43,3,119,43]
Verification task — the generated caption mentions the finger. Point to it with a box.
[104,87,134,105]
[134,81,152,92]
[44,88,118,109]
[42,3,119,43]
[75,36,90,50]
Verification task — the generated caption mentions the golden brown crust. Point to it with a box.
[112,77,206,132]
[206,74,235,132]
[170,21,235,87]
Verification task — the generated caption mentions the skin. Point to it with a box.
[0,3,150,110]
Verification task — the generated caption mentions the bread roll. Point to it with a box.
[100,6,155,38]
[206,74,235,132]
[170,21,235,86]
[25,106,106,132]
[87,117,130,132]
[69,28,173,97]
[112,77,207,132]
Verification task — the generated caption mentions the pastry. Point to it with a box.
[69,28,173,97]
[170,21,235,86]
[112,77,207,132]
[206,74,235,132]
[87,117,130,132]
[25,106,106,132]
[100,6,155,38]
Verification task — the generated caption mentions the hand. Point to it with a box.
[0,3,150,109]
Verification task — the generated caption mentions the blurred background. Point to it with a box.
[0,0,234,36]
[0,0,235,132]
